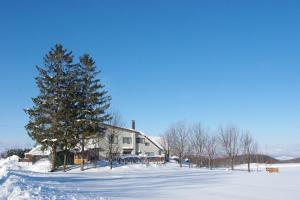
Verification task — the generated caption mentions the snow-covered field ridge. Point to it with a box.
[1,157,300,200]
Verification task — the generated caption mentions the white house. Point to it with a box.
[74,121,164,164]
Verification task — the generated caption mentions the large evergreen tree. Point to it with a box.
[25,45,111,172]
[59,64,81,172]
[76,54,111,171]
[25,44,77,172]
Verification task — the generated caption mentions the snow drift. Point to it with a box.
[1,156,300,200]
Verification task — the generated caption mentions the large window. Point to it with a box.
[123,137,132,144]
[136,138,145,144]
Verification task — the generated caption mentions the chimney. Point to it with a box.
[132,120,136,130]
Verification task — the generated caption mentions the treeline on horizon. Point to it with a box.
[160,122,261,172]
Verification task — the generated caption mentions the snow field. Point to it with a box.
[1,156,300,200]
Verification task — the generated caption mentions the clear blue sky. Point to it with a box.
[1,0,300,151]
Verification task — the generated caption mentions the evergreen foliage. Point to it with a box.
[1,148,31,159]
[76,54,111,171]
[25,44,111,172]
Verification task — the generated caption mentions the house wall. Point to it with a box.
[23,154,49,163]
[25,154,33,162]
[135,133,162,156]
[117,129,135,153]
[89,127,136,158]
[81,125,163,163]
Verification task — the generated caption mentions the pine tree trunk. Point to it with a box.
[81,138,84,171]
[231,158,234,170]
[63,145,67,172]
[51,144,56,172]
[94,154,97,168]
[208,158,212,170]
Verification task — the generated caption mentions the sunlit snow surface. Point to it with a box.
[1,157,300,200]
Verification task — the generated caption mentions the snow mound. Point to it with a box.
[6,155,20,161]
[0,155,53,200]
[27,158,51,173]
[0,155,21,179]
[0,155,51,183]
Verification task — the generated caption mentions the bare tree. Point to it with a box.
[205,135,218,170]
[218,125,240,170]
[186,133,194,168]
[190,123,207,167]
[240,131,257,172]
[104,112,124,169]
[168,121,189,167]
[160,130,172,161]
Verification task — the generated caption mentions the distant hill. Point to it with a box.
[279,157,300,163]
[187,154,281,168]
[213,154,300,167]
[211,154,279,167]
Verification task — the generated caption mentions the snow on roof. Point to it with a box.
[147,136,164,150]
[25,145,51,156]
[41,138,57,143]
[82,124,164,152]
[104,124,138,133]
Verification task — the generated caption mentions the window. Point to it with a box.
[123,137,132,144]
[123,149,132,154]
[136,138,145,144]
[145,142,150,146]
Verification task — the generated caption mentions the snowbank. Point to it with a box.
[0,155,52,200]
[26,158,51,172]
[0,155,50,182]
[0,156,21,180]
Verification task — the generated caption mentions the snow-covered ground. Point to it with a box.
[1,156,300,200]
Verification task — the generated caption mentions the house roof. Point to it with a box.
[25,145,51,156]
[147,136,164,150]
[103,124,139,134]
[58,123,164,152]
